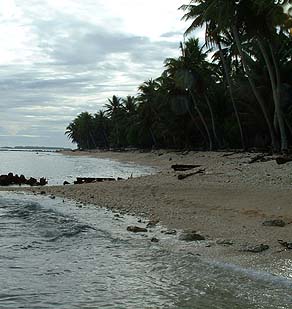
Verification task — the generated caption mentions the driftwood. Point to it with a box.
[178,168,205,180]
[171,164,201,171]
[74,177,116,184]
[275,156,292,165]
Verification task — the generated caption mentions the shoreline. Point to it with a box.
[3,149,292,277]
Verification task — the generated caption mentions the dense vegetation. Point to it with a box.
[66,0,292,152]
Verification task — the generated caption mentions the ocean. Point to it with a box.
[0,151,291,308]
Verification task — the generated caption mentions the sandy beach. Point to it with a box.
[6,149,292,276]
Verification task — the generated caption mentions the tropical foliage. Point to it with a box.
[66,0,292,152]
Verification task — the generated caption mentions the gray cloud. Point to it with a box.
[0,0,183,147]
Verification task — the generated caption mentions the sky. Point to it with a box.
[0,0,199,147]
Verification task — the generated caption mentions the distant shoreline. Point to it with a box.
[5,149,292,277]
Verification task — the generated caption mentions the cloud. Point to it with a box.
[0,0,187,147]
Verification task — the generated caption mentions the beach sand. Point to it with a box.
[5,149,292,276]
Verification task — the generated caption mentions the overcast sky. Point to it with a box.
[0,0,199,147]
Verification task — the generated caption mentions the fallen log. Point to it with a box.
[74,177,116,184]
[275,156,292,165]
[178,168,205,180]
[171,164,201,171]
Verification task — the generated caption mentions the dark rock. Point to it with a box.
[40,191,46,195]
[127,226,148,233]
[278,240,292,249]
[49,195,55,199]
[151,237,159,243]
[243,244,269,253]
[39,177,48,186]
[179,231,205,241]
[161,229,177,235]
[263,220,286,227]
[26,177,37,186]
[63,181,70,185]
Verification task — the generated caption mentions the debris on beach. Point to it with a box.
[74,177,116,184]
[161,229,177,235]
[146,219,160,228]
[127,226,148,233]
[150,237,159,243]
[278,240,292,249]
[177,168,205,180]
[262,219,286,227]
[179,231,205,241]
[216,239,234,246]
[171,164,201,171]
[242,244,269,253]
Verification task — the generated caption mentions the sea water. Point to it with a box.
[0,152,292,308]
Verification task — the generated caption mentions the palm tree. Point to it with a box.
[105,95,122,146]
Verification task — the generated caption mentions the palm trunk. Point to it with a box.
[186,102,209,146]
[232,25,278,151]
[268,41,288,152]
[217,41,246,150]
[204,94,220,148]
[190,91,213,150]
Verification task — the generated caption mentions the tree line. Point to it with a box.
[66,0,292,152]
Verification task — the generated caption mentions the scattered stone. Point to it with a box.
[161,229,177,235]
[216,239,234,246]
[127,226,148,233]
[263,220,286,227]
[151,237,159,243]
[63,181,70,185]
[40,191,46,195]
[179,231,205,241]
[278,240,292,249]
[242,244,269,253]
[146,219,160,228]
[49,195,55,199]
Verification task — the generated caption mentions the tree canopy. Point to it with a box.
[66,1,292,152]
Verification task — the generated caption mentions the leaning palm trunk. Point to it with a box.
[190,91,213,150]
[269,41,288,152]
[186,102,209,146]
[204,94,221,148]
[232,25,278,151]
[217,42,246,150]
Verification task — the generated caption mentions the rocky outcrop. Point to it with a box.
[0,173,47,186]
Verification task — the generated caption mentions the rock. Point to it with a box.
[151,237,159,243]
[49,195,55,199]
[146,219,160,228]
[39,177,48,186]
[40,191,46,195]
[26,177,37,186]
[63,181,70,185]
[161,229,177,235]
[216,239,234,246]
[243,244,269,253]
[262,220,286,227]
[179,231,205,241]
[278,240,292,249]
[127,226,148,233]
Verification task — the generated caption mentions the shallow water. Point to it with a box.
[0,150,155,185]
[1,192,292,309]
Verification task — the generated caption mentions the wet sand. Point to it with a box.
[5,149,292,276]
